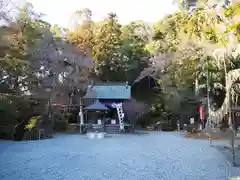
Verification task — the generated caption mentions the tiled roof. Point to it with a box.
[84,100,109,110]
[84,83,131,99]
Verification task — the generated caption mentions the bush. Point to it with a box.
[186,124,199,133]
[25,116,41,130]
[54,120,68,132]
[0,95,40,140]
[0,124,15,140]
[22,128,39,140]
[0,97,18,139]
[161,123,175,131]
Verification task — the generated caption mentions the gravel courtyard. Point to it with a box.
[0,132,240,180]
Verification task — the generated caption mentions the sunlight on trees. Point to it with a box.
[1,0,240,139]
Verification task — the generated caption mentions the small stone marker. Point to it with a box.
[87,132,95,139]
[97,133,104,139]
[87,132,105,139]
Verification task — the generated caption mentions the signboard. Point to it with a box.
[190,117,194,124]
[111,119,116,124]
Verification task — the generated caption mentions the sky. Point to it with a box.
[26,0,178,28]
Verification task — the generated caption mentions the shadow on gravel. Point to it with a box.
[211,144,240,167]
[124,131,149,135]
[184,132,225,140]
[0,140,16,156]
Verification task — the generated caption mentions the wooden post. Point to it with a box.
[12,125,15,141]
[38,129,44,140]
[177,120,180,131]
[209,135,212,146]
[79,97,84,134]
[228,92,237,166]
[206,56,211,129]
[230,127,236,166]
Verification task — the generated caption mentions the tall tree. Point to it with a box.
[92,13,124,81]
[68,8,94,53]
[120,21,151,83]
[0,2,44,93]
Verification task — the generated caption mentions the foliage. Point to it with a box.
[0,3,43,94]
[133,1,240,127]
[0,2,92,139]
[91,13,125,81]
[68,10,150,83]
[1,0,240,137]
[186,124,200,133]
[0,95,18,139]
[54,120,68,132]
[161,124,175,131]
[67,8,94,53]
[120,21,151,83]
[25,116,41,130]
[52,111,68,131]
[0,94,38,139]
[123,99,149,128]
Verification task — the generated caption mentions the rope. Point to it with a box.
[0,93,25,98]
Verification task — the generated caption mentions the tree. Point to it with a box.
[0,2,93,139]
[92,13,124,81]
[68,8,94,53]
[0,2,49,139]
[0,0,14,22]
[120,21,151,83]
[136,1,240,129]
[0,2,44,94]
[123,99,149,131]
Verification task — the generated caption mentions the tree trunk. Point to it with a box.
[79,96,84,134]
[47,99,51,118]
[195,78,199,96]
[67,93,73,123]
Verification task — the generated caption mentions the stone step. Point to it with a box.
[106,131,120,134]
[105,125,120,134]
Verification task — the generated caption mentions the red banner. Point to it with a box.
[199,105,204,121]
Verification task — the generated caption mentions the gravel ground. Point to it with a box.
[0,132,240,180]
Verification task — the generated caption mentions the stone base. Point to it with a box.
[86,132,105,139]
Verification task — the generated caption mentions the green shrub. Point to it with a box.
[22,129,40,140]
[0,95,39,140]
[55,120,68,131]
[0,97,18,139]
[161,123,175,131]
[25,116,41,130]
[0,124,15,140]
[186,124,199,133]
